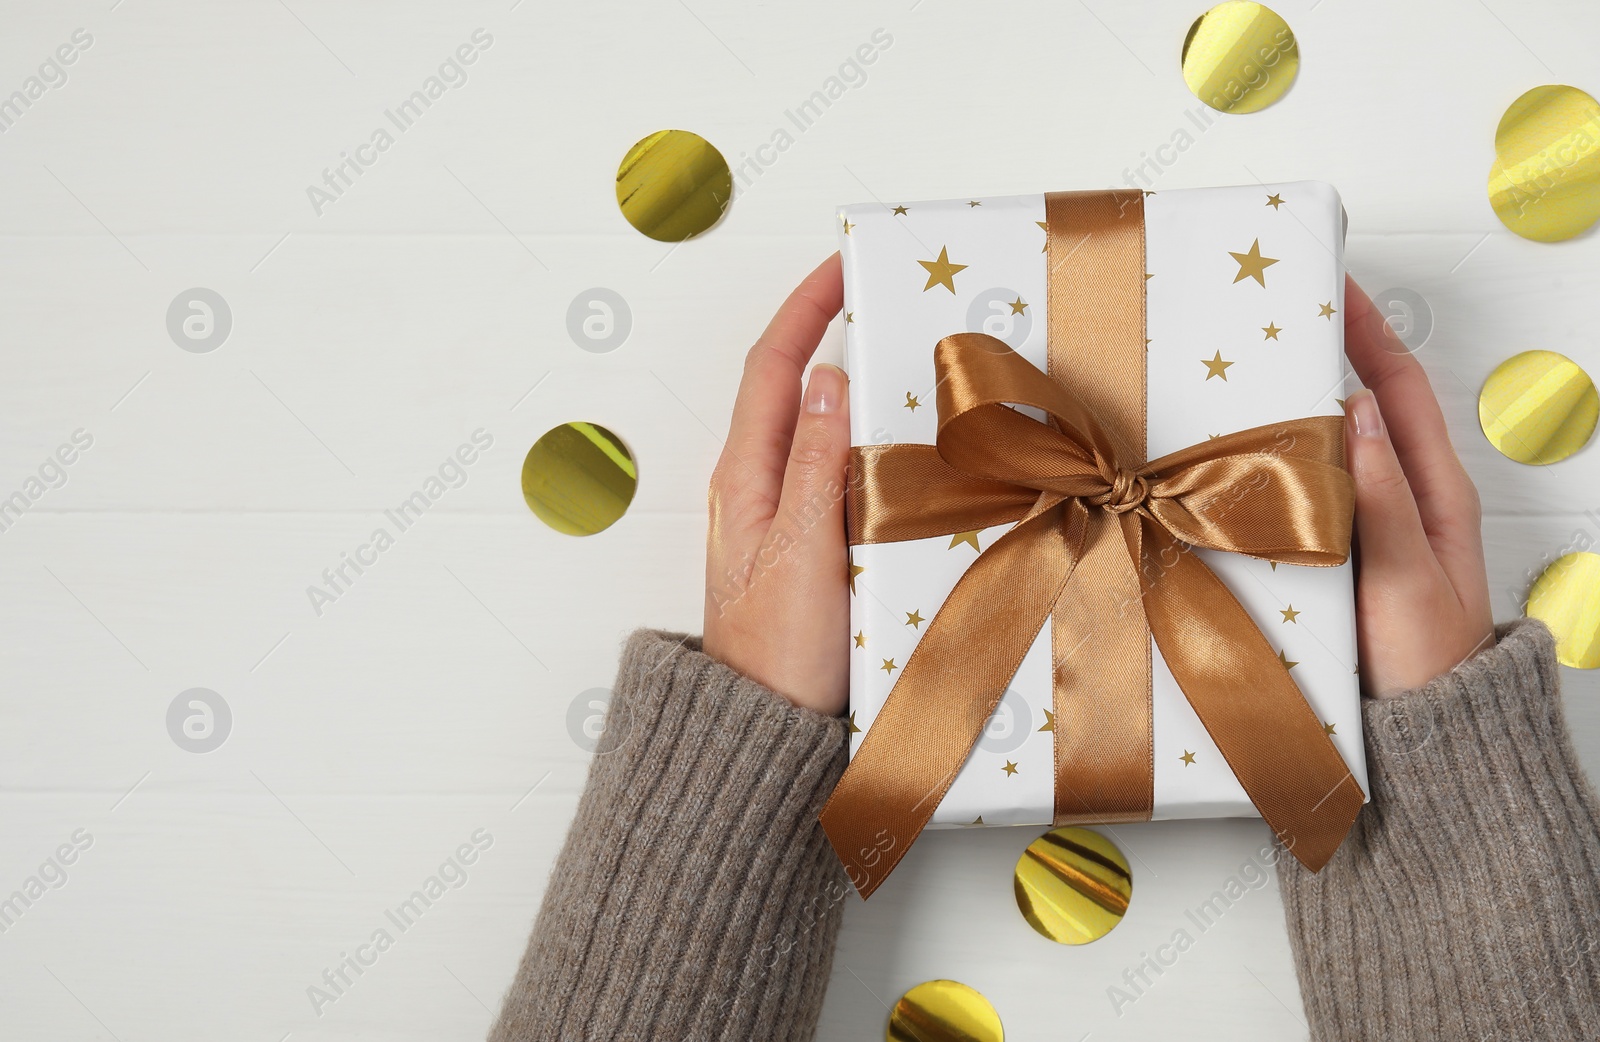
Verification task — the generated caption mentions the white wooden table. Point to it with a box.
[1,1,1595,1038]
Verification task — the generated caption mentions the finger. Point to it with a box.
[715,254,843,516]
[766,363,850,583]
[1343,277,1487,598]
[1345,389,1450,594]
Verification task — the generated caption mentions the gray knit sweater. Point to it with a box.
[489,620,1600,1041]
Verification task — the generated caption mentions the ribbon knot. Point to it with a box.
[1092,470,1149,515]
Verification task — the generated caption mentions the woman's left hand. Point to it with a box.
[703,254,850,717]
[1342,275,1496,697]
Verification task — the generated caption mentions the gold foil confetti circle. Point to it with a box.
[1478,350,1598,465]
[615,129,732,241]
[1181,2,1299,114]
[521,422,637,536]
[1488,85,1600,242]
[1013,826,1132,945]
[1527,552,1600,669]
[887,980,1002,1042]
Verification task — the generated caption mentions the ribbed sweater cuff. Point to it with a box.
[489,630,850,1042]
[1281,619,1600,1041]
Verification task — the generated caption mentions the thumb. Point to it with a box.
[1346,389,1437,580]
[770,364,850,575]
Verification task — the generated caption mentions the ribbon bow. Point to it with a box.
[820,331,1365,898]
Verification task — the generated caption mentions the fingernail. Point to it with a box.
[806,364,845,414]
[1349,390,1383,437]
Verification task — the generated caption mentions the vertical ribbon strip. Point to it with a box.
[821,191,1364,899]
[1044,190,1154,824]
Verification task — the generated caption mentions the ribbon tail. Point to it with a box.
[1049,503,1153,823]
[1138,523,1364,872]
[821,501,1077,898]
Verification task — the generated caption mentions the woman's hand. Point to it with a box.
[703,255,849,716]
[1342,276,1496,697]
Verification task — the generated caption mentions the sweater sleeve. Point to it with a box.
[488,630,851,1042]
[1280,618,1600,1041]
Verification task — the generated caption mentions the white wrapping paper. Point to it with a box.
[837,181,1367,829]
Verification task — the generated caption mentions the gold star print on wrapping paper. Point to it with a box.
[848,558,864,594]
[1002,760,1018,776]
[1280,605,1300,623]
[853,631,867,648]
[904,392,921,412]
[1009,297,1028,315]
[881,658,897,675]
[892,205,909,216]
[1266,193,1284,210]
[1322,721,1337,737]
[1180,750,1197,766]
[905,609,924,629]
[845,311,854,324]
[918,247,967,294]
[1278,649,1299,670]
[1229,239,1279,286]
[1262,322,1282,340]
[1319,301,1338,319]
[949,530,981,552]
[1038,710,1054,732]
[841,217,854,235]
[1203,351,1234,381]
[848,713,862,734]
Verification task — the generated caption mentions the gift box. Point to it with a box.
[823,183,1368,897]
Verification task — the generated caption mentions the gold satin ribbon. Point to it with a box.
[822,190,1364,899]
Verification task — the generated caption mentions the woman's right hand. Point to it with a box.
[1341,276,1496,698]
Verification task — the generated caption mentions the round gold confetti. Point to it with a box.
[1527,552,1600,669]
[1478,350,1598,465]
[1488,85,1600,242]
[1013,826,1132,945]
[615,129,732,242]
[887,980,1002,1042]
[521,422,637,536]
[1181,2,1299,114]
